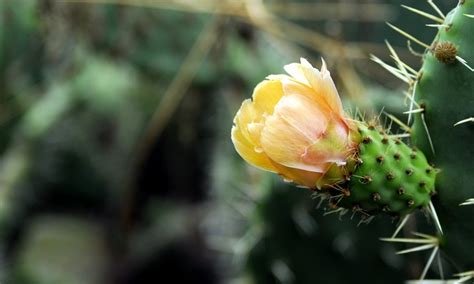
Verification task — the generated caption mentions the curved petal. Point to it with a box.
[252,79,283,115]
[261,94,330,173]
[273,163,324,189]
[283,58,344,116]
[302,121,349,166]
[247,122,265,152]
[234,99,260,143]
[280,77,332,113]
[283,63,310,86]
[300,58,344,115]
[234,80,284,148]
[231,125,277,172]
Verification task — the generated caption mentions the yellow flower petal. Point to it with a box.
[234,80,284,150]
[252,79,283,115]
[234,99,259,143]
[231,125,277,172]
[247,122,265,152]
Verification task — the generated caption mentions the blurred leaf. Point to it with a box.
[12,215,108,284]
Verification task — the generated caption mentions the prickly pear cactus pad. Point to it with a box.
[371,0,474,280]
[408,0,474,272]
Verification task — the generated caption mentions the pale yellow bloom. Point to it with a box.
[231,58,357,189]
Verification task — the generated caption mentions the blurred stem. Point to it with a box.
[141,17,220,145]
[62,0,407,60]
[0,142,31,218]
[268,2,395,22]
[336,61,370,110]
[62,0,395,22]
[122,15,222,229]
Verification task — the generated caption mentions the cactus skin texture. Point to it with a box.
[333,123,436,217]
[411,0,474,271]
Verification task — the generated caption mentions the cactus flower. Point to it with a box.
[231,58,358,189]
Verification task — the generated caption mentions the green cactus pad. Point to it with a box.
[334,123,436,216]
[409,0,474,269]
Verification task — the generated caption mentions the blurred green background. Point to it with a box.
[0,0,456,283]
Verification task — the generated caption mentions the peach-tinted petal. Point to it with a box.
[283,63,310,86]
[275,94,328,142]
[273,163,324,188]
[302,122,349,166]
[231,125,277,172]
[260,94,329,173]
[280,77,332,113]
[300,58,344,116]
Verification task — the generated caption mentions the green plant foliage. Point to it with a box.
[411,0,474,271]
[11,215,108,284]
